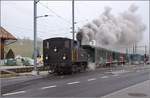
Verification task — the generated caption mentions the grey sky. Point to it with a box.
[1,1,149,53]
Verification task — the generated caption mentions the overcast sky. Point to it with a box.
[1,0,149,53]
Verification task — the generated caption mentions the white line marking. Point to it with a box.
[88,78,96,81]
[2,91,26,96]
[67,81,80,85]
[41,85,57,90]
[101,76,109,79]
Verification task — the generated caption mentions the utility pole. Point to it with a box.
[33,0,51,75]
[71,0,75,62]
[149,31,150,57]
[33,0,39,75]
[72,0,75,43]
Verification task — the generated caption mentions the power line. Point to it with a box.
[39,2,71,25]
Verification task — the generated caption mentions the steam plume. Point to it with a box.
[76,4,146,48]
[88,62,96,70]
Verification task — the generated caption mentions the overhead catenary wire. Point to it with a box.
[39,2,71,25]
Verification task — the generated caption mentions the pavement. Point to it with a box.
[101,64,150,98]
[1,64,150,97]
[102,80,150,98]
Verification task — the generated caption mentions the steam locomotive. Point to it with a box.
[43,37,88,74]
[43,37,145,74]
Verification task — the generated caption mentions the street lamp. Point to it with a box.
[72,0,75,45]
[149,30,150,58]
[33,14,50,75]
[36,14,52,19]
[33,0,51,75]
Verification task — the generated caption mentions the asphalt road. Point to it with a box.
[1,65,150,97]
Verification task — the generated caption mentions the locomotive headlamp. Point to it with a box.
[63,55,66,60]
[54,47,57,52]
[46,56,48,60]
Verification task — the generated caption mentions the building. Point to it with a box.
[0,26,17,59]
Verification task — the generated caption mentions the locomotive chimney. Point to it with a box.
[76,31,83,46]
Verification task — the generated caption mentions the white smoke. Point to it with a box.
[77,4,146,48]
[88,62,96,70]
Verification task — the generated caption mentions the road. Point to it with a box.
[1,65,150,97]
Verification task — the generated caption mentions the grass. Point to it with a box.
[5,38,43,58]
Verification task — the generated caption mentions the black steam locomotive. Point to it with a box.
[43,37,88,74]
[43,37,146,74]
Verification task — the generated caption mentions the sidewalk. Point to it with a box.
[102,80,150,98]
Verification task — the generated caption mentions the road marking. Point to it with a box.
[2,91,26,96]
[41,85,57,90]
[67,81,80,85]
[101,76,109,79]
[87,78,96,81]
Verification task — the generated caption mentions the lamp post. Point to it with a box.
[33,0,50,75]
[72,0,75,43]
[33,0,38,75]
[36,14,51,19]
[149,31,150,58]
